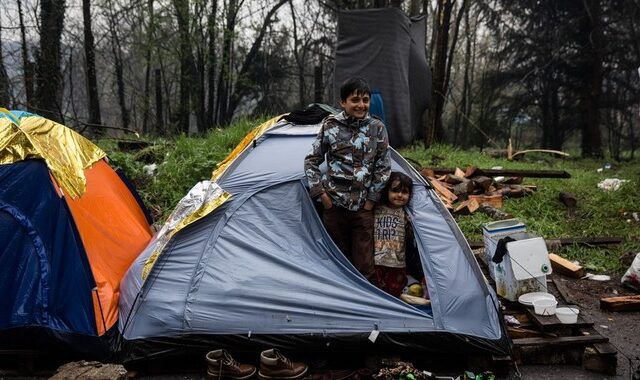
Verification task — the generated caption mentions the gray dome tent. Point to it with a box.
[118,115,510,362]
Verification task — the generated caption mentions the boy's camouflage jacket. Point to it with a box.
[304,111,391,211]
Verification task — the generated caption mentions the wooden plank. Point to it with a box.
[600,295,640,311]
[513,334,608,347]
[583,345,617,375]
[523,306,593,332]
[545,236,623,248]
[549,253,586,278]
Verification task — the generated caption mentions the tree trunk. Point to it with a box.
[18,0,34,111]
[173,0,194,134]
[223,0,288,125]
[206,0,218,129]
[82,0,102,131]
[106,1,129,130]
[0,16,11,106]
[289,0,305,109]
[155,68,163,135]
[427,0,454,145]
[142,0,155,134]
[459,7,472,148]
[581,0,603,158]
[215,0,238,126]
[35,0,66,122]
[409,0,422,16]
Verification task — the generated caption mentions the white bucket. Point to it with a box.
[556,307,579,323]
[532,297,557,315]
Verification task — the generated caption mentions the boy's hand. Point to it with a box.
[363,200,374,211]
[320,193,333,209]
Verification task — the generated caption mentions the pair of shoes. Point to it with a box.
[206,349,257,379]
[258,348,308,379]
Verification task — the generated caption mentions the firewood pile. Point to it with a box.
[417,166,537,218]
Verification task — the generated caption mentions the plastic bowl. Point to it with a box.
[532,297,557,315]
[556,307,579,323]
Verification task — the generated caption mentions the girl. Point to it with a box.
[374,171,422,297]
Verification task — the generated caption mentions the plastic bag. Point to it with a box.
[621,252,640,292]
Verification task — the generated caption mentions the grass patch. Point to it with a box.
[399,144,640,273]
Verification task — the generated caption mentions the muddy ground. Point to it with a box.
[517,272,640,379]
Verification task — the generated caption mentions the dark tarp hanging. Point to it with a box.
[334,8,432,147]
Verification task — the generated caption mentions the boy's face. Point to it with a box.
[340,91,370,119]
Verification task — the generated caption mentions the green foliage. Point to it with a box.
[399,144,640,274]
[98,117,262,222]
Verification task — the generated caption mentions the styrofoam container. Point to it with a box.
[532,297,557,315]
[556,307,579,323]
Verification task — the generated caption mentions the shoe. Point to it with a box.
[258,348,308,379]
[206,349,257,379]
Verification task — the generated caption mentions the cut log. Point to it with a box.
[427,177,458,203]
[478,204,512,220]
[549,253,586,278]
[464,165,478,177]
[559,192,577,208]
[453,199,480,215]
[472,176,493,192]
[425,167,571,178]
[419,168,435,178]
[443,174,467,185]
[502,177,524,184]
[468,194,503,209]
[599,295,640,312]
[454,167,466,178]
[453,179,476,196]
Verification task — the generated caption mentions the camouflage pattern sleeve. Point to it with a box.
[366,120,391,202]
[303,124,328,199]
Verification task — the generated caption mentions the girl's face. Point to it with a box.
[387,180,410,208]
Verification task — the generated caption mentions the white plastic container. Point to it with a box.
[482,219,552,301]
[532,297,557,316]
[556,307,579,323]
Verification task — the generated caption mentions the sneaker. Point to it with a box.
[258,348,308,379]
[206,349,257,380]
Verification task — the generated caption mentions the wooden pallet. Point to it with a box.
[474,255,617,373]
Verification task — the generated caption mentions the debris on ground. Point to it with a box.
[621,252,640,292]
[597,178,629,192]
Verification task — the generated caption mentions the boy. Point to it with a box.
[304,77,391,282]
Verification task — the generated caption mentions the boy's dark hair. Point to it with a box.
[381,171,413,205]
[340,77,371,101]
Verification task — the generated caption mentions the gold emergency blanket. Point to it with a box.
[0,109,106,198]
[141,181,230,280]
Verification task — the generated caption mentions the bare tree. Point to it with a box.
[105,0,130,130]
[172,0,196,133]
[17,0,34,110]
[83,0,102,131]
[205,0,219,129]
[0,16,11,107]
[35,0,66,122]
[428,0,467,144]
[221,0,289,124]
